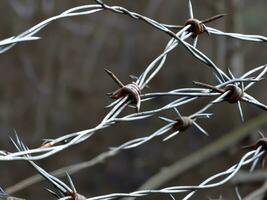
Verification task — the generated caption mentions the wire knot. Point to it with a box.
[185,18,205,38]
[244,138,267,151]
[193,81,243,104]
[108,82,141,103]
[224,84,243,104]
[174,14,226,38]
[243,137,267,167]
[105,69,141,112]
[173,116,193,131]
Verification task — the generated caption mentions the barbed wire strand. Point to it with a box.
[0,5,195,161]
[85,147,263,200]
[0,1,266,199]
[1,0,266,161]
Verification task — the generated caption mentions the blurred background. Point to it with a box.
[0,0,266,199]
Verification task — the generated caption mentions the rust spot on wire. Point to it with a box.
[179,14,226,38]
[185,18,205,38]
[224,84,243,103]
[173,116,193,131]
[65,192,78,200]
[193,81,243,104]
[105,68,141,112]
[41,143,52,148]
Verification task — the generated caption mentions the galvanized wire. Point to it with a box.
[86,147,263,200]
[0,1,267,199]
[0,0,266,161]
[0,28,188,160]
[0,8,192,160]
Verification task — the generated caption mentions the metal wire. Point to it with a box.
[0,0,266,199]
[86,147,264,200]
[9,135,86,200]
[0,0,266,161]
[0,7,191,160]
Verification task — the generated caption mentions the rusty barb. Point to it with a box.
[193,81,243,104]
[243,132,267,168]
[10,135,86,200]
[183,14,226,38]
[105,68,141,112]
[173,116,193,131]
[170,0,226,38]
[159,108,209,141]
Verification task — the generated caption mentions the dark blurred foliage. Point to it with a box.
[0,0,266,199]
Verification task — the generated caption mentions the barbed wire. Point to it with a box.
[6,133,267,200]
[1,182,24,199]
[84,146,264,200]
[9,135,86,200]
[0,0,266,161]
[0,186,8,199]
[0,10,193,160]
[81,65,267,154]
[0,0,267,199]
[0,27,187,160]
[1,62,266,161]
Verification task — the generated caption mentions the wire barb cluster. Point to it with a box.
[86,146,265,200]
[10,135,86,200]
[0,0,266,199]
[105,69,141,112]
[1,0,266,161]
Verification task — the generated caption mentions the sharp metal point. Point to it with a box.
[193,35,198,48]
[193,121,209,136]
[258,131,265,138]
[174,107,182,118]
[227,68,235,80]
[188,0,194,18]
[66,173,77,193]
[159,116,175,123]
[163,130,180,141]
[237,101,244,122]
[201,13,227,24]
[104,68,124,88]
